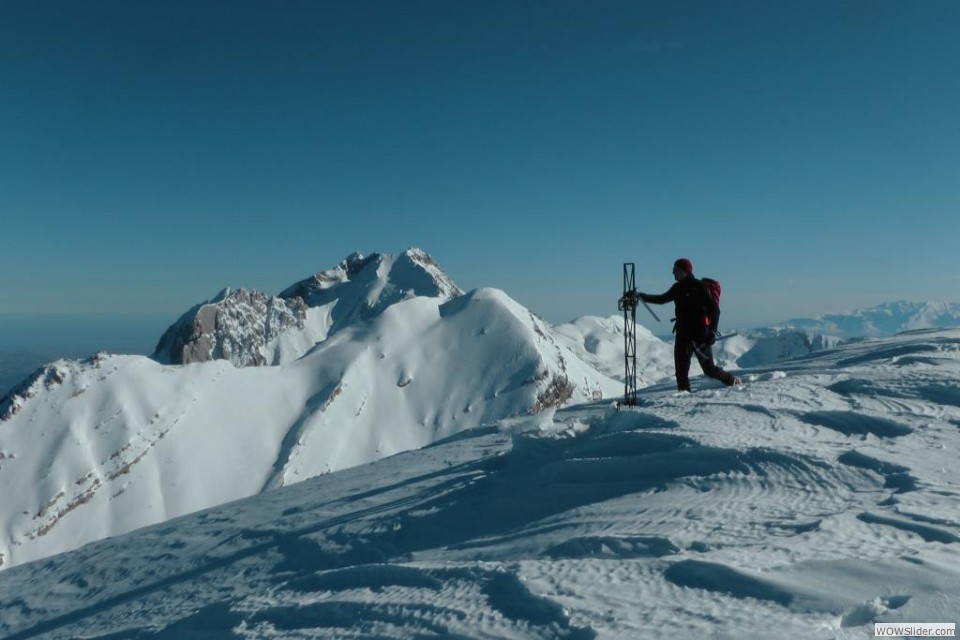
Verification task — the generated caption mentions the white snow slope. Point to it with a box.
[0,328,958,638]
[0,251,621,570]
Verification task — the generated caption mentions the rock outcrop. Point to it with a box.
[152,248,462,367]
[152,289,308,366]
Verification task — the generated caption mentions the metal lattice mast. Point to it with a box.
[618,263,638,406]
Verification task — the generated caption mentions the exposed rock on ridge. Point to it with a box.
[152,289,308,367]
[152,248,462,367]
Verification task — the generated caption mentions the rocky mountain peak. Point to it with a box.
[279,248,461,306]
[152,249,462,367]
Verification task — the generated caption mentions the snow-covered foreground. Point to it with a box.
[1,329,958,638]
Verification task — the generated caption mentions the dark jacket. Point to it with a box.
[641,276,718,340]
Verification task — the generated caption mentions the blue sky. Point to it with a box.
[2,0,958,340]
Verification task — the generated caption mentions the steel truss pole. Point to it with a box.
[618,263,638,407]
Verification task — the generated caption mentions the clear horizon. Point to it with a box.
[2,1,958,329]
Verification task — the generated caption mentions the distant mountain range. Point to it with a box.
[774,301,960,339]
[713,301,960,368]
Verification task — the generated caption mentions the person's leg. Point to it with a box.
[674,339,692,391]
[694,345,739,386]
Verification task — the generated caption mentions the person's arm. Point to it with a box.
[639,283,677,305]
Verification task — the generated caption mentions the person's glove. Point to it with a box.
[703,330,717,346]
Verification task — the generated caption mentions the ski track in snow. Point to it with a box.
[1,331,959,638]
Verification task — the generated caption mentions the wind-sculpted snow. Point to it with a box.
[663,559,797,606]
[837,450,919,493]
[799,410,913,438]
[1,329,958,638]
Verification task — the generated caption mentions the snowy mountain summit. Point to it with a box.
[0,249,620,570]
[152,249,463,367]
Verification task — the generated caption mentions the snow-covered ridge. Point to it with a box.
[553,314,673,386]
[0,251,619,570]
[2,329,958,638]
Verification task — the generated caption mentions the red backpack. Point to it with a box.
[700,278,722,330]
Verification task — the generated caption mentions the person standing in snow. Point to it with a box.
[638,258,741,392]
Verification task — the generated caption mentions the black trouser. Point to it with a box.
[674,337,736,392]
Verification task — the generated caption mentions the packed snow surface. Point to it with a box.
[1,328,958,638]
